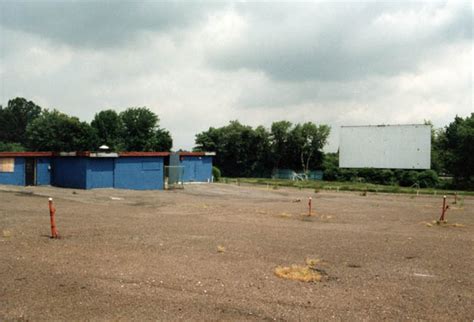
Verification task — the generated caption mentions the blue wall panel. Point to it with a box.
[86,158,114,189]
[36,158,51,185]
[196,156,212,182]
[114,157,164,190]
[0,157,25,186]
[52,157,88,189]
[181,156,213,182]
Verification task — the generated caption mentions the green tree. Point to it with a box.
[424,120,444,174]
[291,122,330,173]
[26,110,97,151]
[0,97,42,146]
[91,110,124,150]
[119,107,172,151]
[0,142,25,152]
[270,121,293,169]
[154,128,173,151]
[438,114,474,188]
[195,121,272,177]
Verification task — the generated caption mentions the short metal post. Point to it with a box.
[454,192,458,204]
[439,195,447,222]
[308,197,312,216]
[48,198,59,238]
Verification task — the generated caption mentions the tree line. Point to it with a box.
[1,97,472,189]
[193,117,473,190]
[194,120,330,177]
[0,97,172,152]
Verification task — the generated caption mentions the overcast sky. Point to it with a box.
[0,1,472,151]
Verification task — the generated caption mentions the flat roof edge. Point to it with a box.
[118,152,170,157]
[178,152,216,156]
[0,152,54,157]
[341,124,429,128]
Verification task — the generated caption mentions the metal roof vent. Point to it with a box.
[99,145,110,151]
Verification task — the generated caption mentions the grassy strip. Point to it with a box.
[221,177,474,196]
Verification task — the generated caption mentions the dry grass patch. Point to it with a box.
[277,212,292,219]
[274,265,322,282]
[274,258,326,283]
[305,258,321,267]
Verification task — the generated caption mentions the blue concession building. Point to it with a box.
[174,152,215,183]
[0,151,169,190]
[0,152,53,186]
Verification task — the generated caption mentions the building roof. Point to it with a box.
[118,152,170,157]
[0,152,54,157]
[0,151,170,158]
[178,152,216,156]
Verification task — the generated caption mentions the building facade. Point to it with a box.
[0,152,169,190]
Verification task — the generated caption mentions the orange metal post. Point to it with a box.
[439,195,448,222]
[48,198,59,238]
[308,197,312,216]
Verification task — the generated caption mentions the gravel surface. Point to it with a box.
[1,183,473,321]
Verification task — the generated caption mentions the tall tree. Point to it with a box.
[26,110,97,151]
[291,122,330,173]
[270,121,293,169]
[195,121,272,177]
[154,128,173,151]
[120,107,172,151]
[91,110,124,150]
[0,97,42,146]
[424,120,444,174]
[438,113,473,187]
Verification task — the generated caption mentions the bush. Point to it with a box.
[378,169,396,185]
[212,166,221,182]
[338,169,358,181]
[417,170,439,188]
[399,170,419,187]
[322,167,339,181]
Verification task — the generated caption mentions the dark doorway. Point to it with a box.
[25,158,36,186]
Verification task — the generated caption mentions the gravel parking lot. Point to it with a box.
[1,183,473,321]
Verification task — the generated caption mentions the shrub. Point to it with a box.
[212,166,221,182]
[399,170,419,187]
[338,169,358,181]
[378,169,396,185]
[417,170,439,188]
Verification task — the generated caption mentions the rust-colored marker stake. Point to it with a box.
[48,198,59,238]
[439,195,448,222]
[308,197,312,216]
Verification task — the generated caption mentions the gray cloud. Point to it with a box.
[0,1,471,152]
[210,1,472,82]
[0,1,222,48]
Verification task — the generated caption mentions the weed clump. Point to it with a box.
[274,258,326,282]
[274,265,322,282]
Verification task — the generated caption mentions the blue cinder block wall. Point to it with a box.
[1,155,166,190]
[52,157,88,189]
[36,158,52,185]
[86,158,115,189]
[181,156,213,182]
[114,157,164,190]
[0,157,25,186]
